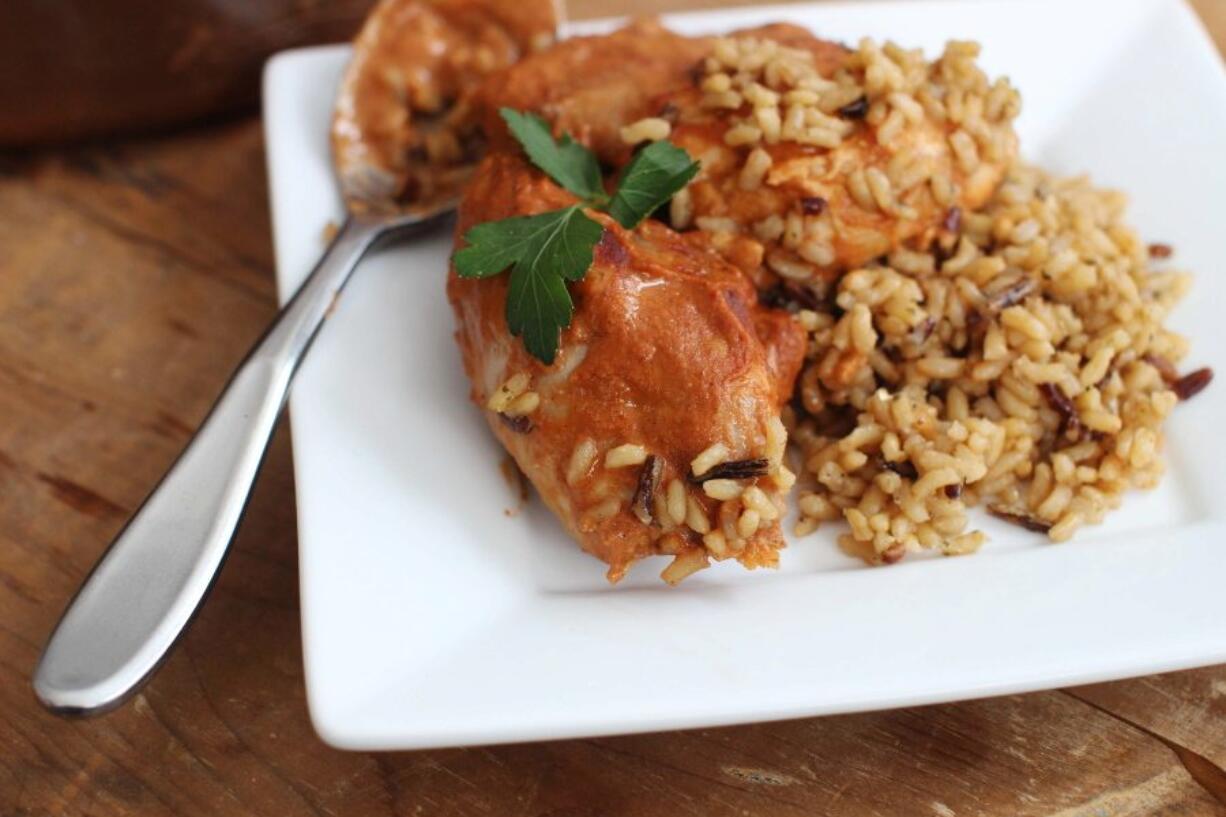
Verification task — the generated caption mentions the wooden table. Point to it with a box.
[3,1,1225,813]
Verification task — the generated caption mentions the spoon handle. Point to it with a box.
[34,215,384,715]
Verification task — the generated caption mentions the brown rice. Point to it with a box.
[787,162,1204,563]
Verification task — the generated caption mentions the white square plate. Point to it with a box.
[264,0,1226,750]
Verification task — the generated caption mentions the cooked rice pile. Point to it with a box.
[701,34,1018,157]
[788,164,1207,563]
[643,33,1210,565]
[663,35,1020,281]
[607,30,1209,574]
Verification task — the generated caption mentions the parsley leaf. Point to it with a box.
[607,141,701,229]
[500,108,607,205]
[454,109,700,364]
[454,210,564,279]
[456,206,602,363]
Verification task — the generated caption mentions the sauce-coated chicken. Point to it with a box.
[448,152,804,581]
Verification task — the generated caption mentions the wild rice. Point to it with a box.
[691,457,770,482]
[788,162,1207,563]
[682,33,1020,278]
[631,455,663,525]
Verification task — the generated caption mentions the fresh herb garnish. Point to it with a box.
[453,108,699,363]
[501,109,607,205]
[607,140,701,229]
[454,206,602,362]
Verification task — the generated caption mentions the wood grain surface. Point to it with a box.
[2,1,1225,814]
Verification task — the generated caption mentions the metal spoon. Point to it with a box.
[32,67,458,718]
[35,0,562,714]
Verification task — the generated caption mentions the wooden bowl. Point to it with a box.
[0,0,376,146]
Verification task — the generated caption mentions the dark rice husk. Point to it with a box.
[988,506,1052,533]
[632,455,663,525]
[1172,367,1213,401]
[690,457,770,483]
[499,413,533,434]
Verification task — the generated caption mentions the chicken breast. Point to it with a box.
[448,152,805,582]
[475,20,845,168]
[473,18,707,167]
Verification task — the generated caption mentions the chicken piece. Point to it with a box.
[662,33,1021,282]
[475,20,835,167]
[448,152,805,582]
[332,0,560,210]
[474,21,1018,292]
[474,18,708,167]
